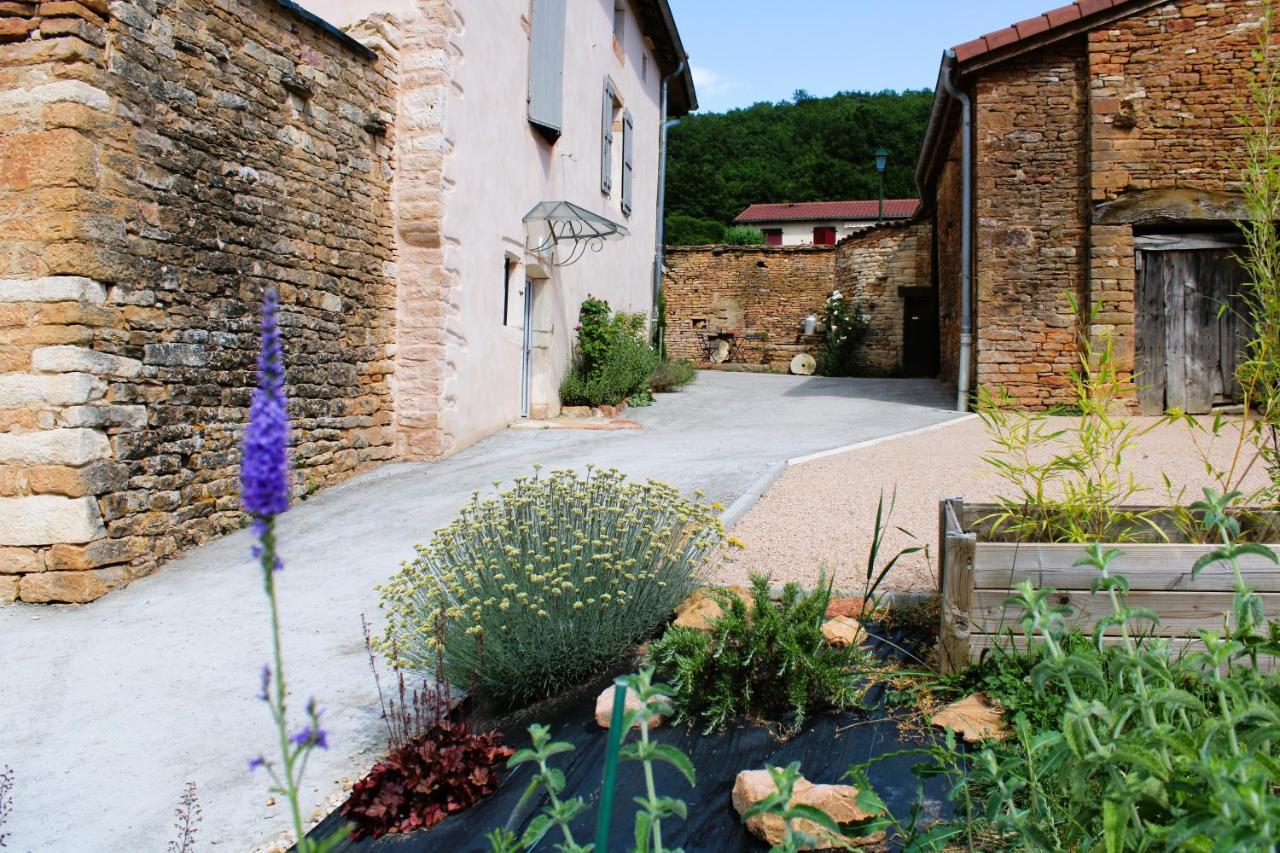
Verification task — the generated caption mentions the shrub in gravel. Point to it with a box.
[646,572,868,734]
[379,467,723,708]
[649,359,697,393]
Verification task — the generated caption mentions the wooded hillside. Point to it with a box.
[664,89,934,245]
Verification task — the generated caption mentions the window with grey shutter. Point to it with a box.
[602,79,616,195]
[621,108,634,215]
[527,0,566,140]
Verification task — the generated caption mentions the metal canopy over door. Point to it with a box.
[1134,233,1252,415]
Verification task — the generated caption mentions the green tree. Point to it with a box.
[664,89,933,245]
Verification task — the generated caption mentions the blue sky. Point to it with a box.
[669,0,1066,113]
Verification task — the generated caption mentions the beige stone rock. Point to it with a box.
[0,80,111,115]
[594,685,668,730]
[46,536,146,571]
[0,546,41,574]
[673,585,752,630]
[32,345,143,378]
[561,405,592,419]
[0,575,16,604]
[0,429,110,466]
[0,495,105,546]
[0,373,106,407]
[931,693,1009,743]
[0,276,106,304]
[57,404,147,429]
[732,769,884,850]
[19,566,125,603]
[820,616,865,648]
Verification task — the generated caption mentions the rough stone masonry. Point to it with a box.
[0,0,398,602]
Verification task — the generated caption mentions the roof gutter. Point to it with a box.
[652,59,686,354]
[936,49,974,413]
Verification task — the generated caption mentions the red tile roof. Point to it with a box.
[734,199,920,223]
[952,0,1135,64]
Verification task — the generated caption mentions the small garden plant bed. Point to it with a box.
[308,622,953,852]
[939,498,1280,672]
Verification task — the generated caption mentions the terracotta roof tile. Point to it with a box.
[952,0,1134,64]
[734,199,920,223]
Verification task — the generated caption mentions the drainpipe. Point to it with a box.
[940,50,973,413]
[652,59,685,353]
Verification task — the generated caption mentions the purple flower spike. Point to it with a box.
[248,756,266,771]
[241,288,290,521]
[257,664,271,702]
[290,726,329,750]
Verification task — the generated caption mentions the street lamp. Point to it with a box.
[874,147,889,222]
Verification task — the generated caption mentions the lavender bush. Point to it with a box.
[242,289,346,852]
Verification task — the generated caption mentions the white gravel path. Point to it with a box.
[718,415,1275,593]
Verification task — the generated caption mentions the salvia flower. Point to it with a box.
[240,287,290,522]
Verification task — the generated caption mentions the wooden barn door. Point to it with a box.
[1135,234,1252,415]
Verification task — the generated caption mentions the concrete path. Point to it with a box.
[0,372,957,851]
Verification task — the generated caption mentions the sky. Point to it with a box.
[669,0,1070,113]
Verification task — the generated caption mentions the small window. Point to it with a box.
[503,257,514,325]
[763,229,782,246]
[613,0,625,40]
[813,226,836,246]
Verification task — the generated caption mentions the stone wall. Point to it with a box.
[0,0,398,602]
[972,39,1090,407]
[834,220,932,376]
[662,245,836,371]
[935,123,965,390]
[1085,0,1262,385]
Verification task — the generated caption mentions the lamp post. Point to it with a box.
[874,147,888,222]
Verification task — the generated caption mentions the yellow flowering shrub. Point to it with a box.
[379,467,723,707]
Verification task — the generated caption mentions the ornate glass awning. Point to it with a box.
[523,200,630,267]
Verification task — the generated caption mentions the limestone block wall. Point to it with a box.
[1086,0,1262,384]
[973,40,1090,407]
[662,246,837,371]
[834,220,932,376]
[0,1,398,602]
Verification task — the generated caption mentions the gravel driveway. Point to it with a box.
[722,414,1275,593]
[0,371,958,852]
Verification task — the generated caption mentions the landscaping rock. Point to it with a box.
[931,693,1008,743]
[594,685,668,730]
[789,353,816,376]
[561,406,592,419]
[732,769,884,849]
[820,615,865,648]
[672,585,751,630]
[825,597,868,619]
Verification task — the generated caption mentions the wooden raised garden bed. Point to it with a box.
[937,498,1280,674]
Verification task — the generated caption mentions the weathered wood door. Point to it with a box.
[1135,235,1252,415]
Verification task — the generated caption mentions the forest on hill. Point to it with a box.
[664,89,935,245]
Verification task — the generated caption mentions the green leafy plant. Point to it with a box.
[646,572,867,734]
[976,297,1168,543]
[562,300,658,408]
[723,226,766,246]
[935,492,1280,850]
[1238,0,1280,502]
[815,290,870,377]
[486,668,694,853]
[629,390,654,407]
[379,467,722,708]
[649,359,697,393]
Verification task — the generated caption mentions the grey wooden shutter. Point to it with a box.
[527,0,566,137]
[601,79,614,194]
[621,108,633,214]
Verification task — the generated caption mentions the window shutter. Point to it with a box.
[527,0,566,138]
[601,79,614,194]
[621,108,634,214]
